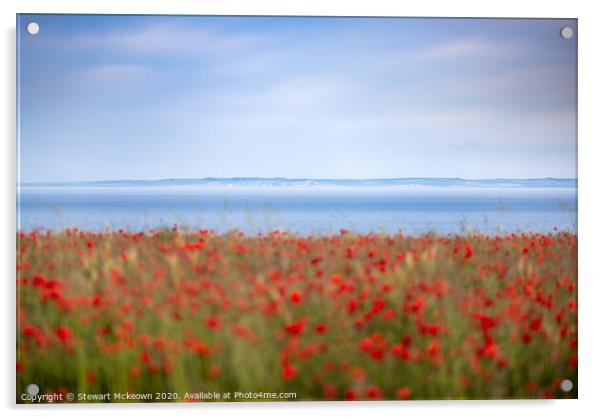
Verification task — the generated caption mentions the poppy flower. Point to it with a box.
[290,291,302,304]
[55,326,72,343]
[284,318,305,336]
[281,363,296,380]
[344,389,357,401]
[314,323,327,334]
[396,387,411,400]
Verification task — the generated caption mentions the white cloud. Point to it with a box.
[68,23,268,57]
[215,51,286,75]
[224,74,352,109]
[77,64,152,85]
[416,39,522,61]
[332,103,575,147]
[364,38,530,76]
[332,106,495,133]
[458,65,573,93]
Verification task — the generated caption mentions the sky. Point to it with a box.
[17,15,577,182]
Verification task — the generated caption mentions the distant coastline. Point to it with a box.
[19,177,577,189]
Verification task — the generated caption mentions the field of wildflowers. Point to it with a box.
[16,228,577,402]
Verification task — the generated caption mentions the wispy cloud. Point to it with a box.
[344,38,533,84]
[215,50,287,75]
[68,23,269,57]
[332,104,574,147]
[331,106,495,133]
[19,16,577,181]
[458,65,574,92]
[77,64,153,85]
[225,74,351,109]
[415,39,524,61]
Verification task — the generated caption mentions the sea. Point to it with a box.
[17,178,577,235]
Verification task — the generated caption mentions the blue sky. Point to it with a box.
[17,15,577,182]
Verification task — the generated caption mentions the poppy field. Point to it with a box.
[16,228,577,402]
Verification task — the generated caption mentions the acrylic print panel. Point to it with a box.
[16,14,577,403]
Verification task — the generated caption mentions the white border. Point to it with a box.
[3,1,601,417]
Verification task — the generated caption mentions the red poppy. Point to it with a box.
[314,323,327,334]
[427,339,441,357]
[205,316,220,330]
[23,324,36,337]
[344,389,357,401]
[365,386,383,399]
[281,363,296,380]
[530,318,542,331]
[284,318,305,336]
[396,387,411,400]
[464,244,473,260]
[290,291,302,304]
[55,326,72,343]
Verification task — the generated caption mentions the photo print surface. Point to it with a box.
[16,14,577,403]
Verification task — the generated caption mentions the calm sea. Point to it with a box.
[17,186,577,235]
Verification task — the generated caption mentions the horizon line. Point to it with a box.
[19,176,578,185]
